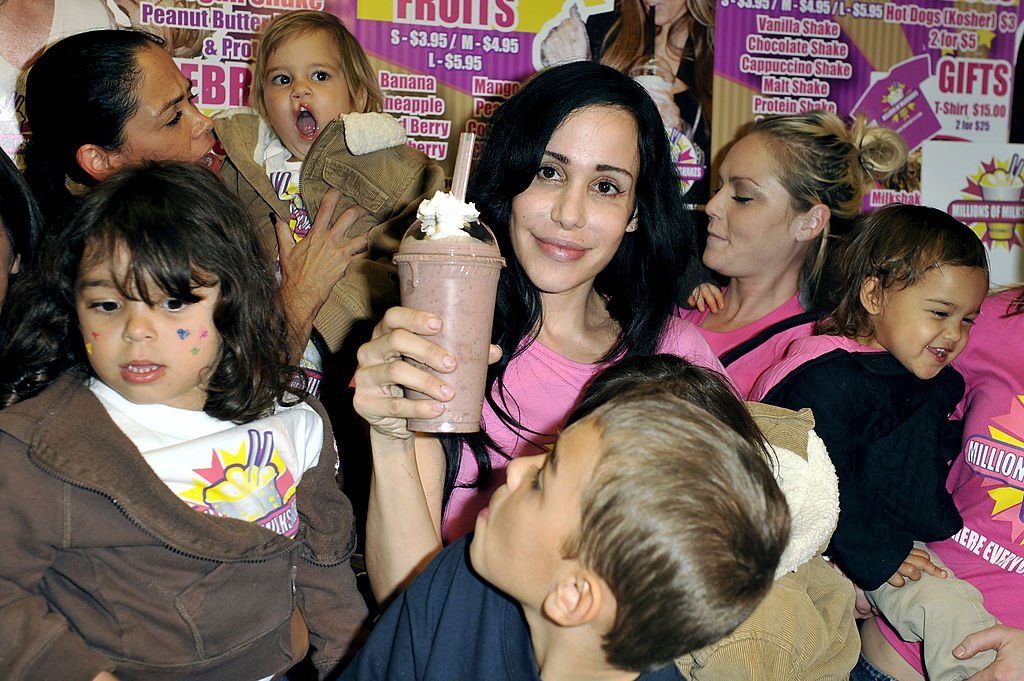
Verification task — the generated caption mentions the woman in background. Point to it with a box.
[352,61,718,604]
[678,111,906,396]
[539,0,715,206]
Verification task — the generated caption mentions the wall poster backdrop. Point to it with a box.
[4,0,1024,278]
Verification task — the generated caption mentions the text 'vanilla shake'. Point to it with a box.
[394,190,505,432]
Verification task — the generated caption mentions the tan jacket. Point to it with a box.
[215,111,445,352]
[676,404,859,681]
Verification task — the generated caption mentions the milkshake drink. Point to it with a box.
[628,57,704,190]
[394,190,505,432]
[628,58,674,104]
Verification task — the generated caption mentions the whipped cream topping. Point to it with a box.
[982,169,1023,188]
[416,190,480,238]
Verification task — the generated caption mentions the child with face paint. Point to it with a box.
[0,162,366,681]
[215,10,444,371]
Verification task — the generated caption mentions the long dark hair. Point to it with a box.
[0,151,42,348]
[23,29,164,227]
[444,61,699,500]
[0,162,301,421]
[0,151,41,273]
[569,354,769,460]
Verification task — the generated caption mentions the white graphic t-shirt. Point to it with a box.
[89,379,323,538]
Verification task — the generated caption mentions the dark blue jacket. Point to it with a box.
[342,537,685,681]
[763,349,964,590]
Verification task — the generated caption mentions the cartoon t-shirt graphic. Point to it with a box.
[88,379,324,538]
[194,428,300,536]
[881,288,1024,673]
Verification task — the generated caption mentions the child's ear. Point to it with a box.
[76,144,123,182]
[354,87,369,114]
[8,253,20,276]
[794,203,831,243]
[860,276,884,315]
[542,570,605,627]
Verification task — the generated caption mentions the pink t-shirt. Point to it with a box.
[440,316,723,542]
[748,334,884,402]
[881,289,1024,673]
[678,292,813,398]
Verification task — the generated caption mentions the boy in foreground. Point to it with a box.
[341,388,791,681]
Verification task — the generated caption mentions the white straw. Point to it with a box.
[451,132,476,201]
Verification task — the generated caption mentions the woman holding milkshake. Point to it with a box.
[353,61,720,602]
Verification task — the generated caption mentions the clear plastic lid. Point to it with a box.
[398,190,500,254]
[400,216,498,247]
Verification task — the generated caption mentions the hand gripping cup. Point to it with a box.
[628,57,674,104]
[394,190,505,432]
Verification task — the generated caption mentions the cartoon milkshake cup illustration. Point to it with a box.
[980,162,1024,241]
[979,168,1024,202]
[394,191,504,432]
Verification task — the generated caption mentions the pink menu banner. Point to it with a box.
[2,1,595,174]
[142,0,548,174]
[713,0,1024,205]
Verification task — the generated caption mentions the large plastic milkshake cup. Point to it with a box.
[394,190,505,432]
[628,58,674,104]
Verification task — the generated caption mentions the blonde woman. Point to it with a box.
[680,111,907,396]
